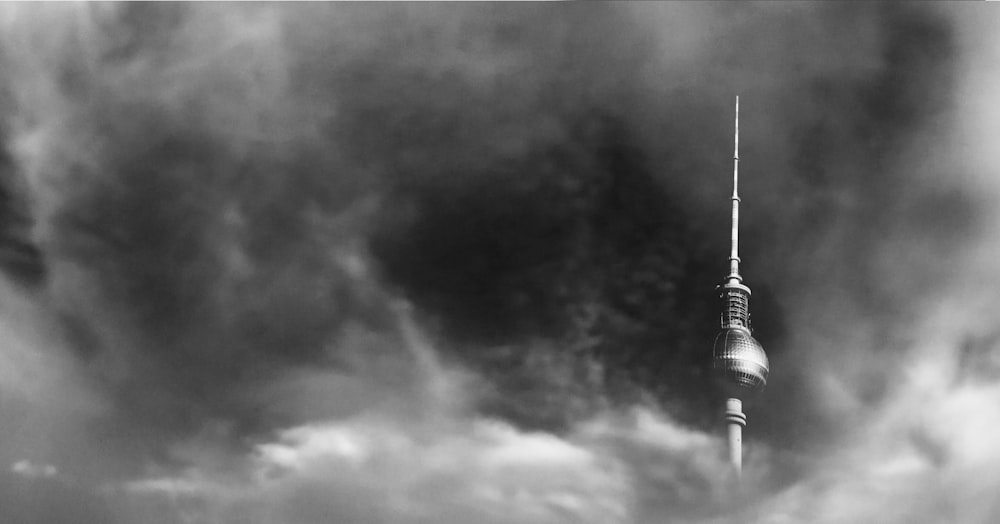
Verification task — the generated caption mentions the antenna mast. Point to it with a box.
[729,96,741,283]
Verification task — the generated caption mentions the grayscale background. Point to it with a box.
[0,3,995,523]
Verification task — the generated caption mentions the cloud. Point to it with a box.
[113,406,740,524]
[11,461,58,480]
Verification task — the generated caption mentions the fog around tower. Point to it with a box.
[0,3,996,523]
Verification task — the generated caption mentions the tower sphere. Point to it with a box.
[713,327,769,397]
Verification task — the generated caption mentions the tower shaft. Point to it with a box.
[725,398,746,477]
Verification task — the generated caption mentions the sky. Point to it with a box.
[0,2,997,523]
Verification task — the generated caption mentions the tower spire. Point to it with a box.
[712,96,769,480]
[729,96,741,283]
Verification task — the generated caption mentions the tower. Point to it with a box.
[712,96,769,478]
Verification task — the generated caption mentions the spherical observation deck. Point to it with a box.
[713,327,769,397]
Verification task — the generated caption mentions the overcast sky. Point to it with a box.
[0,3,997,523]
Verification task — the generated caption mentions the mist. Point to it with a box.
[0,2,995,523]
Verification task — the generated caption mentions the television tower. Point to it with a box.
[712,96,769,479]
